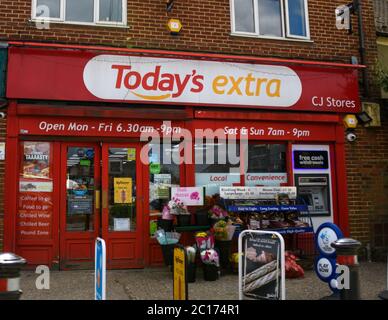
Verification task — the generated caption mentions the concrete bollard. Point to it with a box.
[0,253,27,300]
[331,238,361,300]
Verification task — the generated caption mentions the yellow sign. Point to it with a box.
[114,178,132,204]
[173,246,187,300]
[167,19,182,34]
[127,148,136,161]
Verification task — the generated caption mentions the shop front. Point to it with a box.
[4,43,362,269]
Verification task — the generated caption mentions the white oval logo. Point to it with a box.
[83,55,302,107]
[317,227,338,255]
[317,257,334,279]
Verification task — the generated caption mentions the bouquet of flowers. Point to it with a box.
[208,205,228,220]
[161,205,174,220]
[168,197,189,215]
[200,249,220,267]
[195,231,215,251]
[213,220,236,241]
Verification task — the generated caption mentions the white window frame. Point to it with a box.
[230,0,311,41]
[31,0,127,27]
[284,0,310,39]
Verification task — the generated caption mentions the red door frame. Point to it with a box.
[101,142,145,269]
[59,142,101,270]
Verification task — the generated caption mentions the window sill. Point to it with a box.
[230,32,313,43]
[29,19,130,29]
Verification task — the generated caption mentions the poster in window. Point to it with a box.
[22,142,51,179]
[114,178,132,204]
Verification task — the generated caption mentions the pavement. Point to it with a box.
[19,262,386,300]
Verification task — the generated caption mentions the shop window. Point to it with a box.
[195,142,241,196]
[245,144,287,186]
[231,0,310,40]
[32,0,127,26]
[108,148,137,232]
[66,147,96,232]
[149,143,181,214]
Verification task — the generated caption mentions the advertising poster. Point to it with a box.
[241,233,283,300]
[171,187,204,206]
[17,193,53,239]
[22,142,51,179]
[114,178,132,204]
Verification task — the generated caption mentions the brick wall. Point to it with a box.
[0,1,385,252]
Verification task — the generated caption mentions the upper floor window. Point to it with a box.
[32,0,127,26]
[231,0,310,40]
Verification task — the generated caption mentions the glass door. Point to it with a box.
[101,143,144,269]
[60,143,101,270]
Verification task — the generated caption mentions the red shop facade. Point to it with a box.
[3,43,362,270]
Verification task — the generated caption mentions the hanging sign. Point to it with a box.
[238,230,285,300]
[114,178,132,204]
[95,237,106,300]
[173,246,188,300]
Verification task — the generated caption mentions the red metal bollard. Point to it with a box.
[331,238,361,300]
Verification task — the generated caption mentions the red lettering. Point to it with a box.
[142,66,161,90]
[173,73,191,98]
[158,73,175,91]
[124,71,142,90]
[191,74,204,93]
[210,175,227,182]
[112,65,131,89]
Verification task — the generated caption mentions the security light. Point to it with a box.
[356,111,373,125]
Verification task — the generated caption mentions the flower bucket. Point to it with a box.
[187,263,197,283]
[157,218,173,232]
[177,215,191,227]
[203,264,219,281]
[161,244,175,266]
[215,240,232,269]
[195,209,209,226]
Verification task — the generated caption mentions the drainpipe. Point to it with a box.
[354,0,370,98]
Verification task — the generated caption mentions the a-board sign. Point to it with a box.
[220,186,297,200]
[293,150,329,169]
[238,230,285,300]
[173,246,188,300]
[95,237,106,300]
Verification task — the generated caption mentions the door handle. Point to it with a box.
[102,190,108,209]
[95,190,100,209]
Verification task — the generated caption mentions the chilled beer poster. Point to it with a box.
[114,178,132,204]
[242,233,281,300]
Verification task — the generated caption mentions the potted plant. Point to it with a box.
[168,197,191,226]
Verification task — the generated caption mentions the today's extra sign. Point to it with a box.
[7,47,361,113]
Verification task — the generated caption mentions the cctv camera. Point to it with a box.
[346,132,357,142]
[0,112,5,119]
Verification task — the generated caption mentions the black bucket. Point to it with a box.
[215,240,232,269]
[161,244,175,266]
[187,263,197,283]
[203,264,219,281]
[195,210,209,226]
[177,215,191,227]
[157,218,173,232]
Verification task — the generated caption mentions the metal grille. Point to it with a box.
[375,0,388,34]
